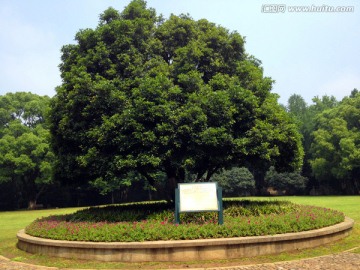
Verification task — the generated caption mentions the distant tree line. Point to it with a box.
[286,89,360,195]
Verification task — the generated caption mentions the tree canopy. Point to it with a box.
[50,0,303,196]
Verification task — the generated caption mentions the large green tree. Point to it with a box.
[50,0,303,196]
[0,92,53,209]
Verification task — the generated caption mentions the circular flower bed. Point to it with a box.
[25,200,345,242]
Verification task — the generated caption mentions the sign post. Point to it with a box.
[175,182,223,225]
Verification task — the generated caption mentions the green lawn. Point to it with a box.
[0,196,359,269]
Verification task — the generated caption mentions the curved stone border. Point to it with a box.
[17,217,354,262]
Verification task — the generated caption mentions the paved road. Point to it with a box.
[1,251,360,270]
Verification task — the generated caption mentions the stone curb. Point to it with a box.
[2,247,360,269]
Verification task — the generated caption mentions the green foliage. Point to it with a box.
[211,167,255,196]
[248,94,304,173]
[265,166,308,195]
[0,92,53,208]
[286,94,339,154]
[310,93,360,194]
[25,199,344,242]
[50,0,303,196]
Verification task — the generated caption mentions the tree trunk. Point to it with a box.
[24,173,45,210]
[205,166,219,181]
[164,162,181,202]
[28,199,37,210]
[166,176,177,202]
[253,169,267,195]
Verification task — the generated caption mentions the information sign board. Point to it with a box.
[179,182,219,212]
[175,182,223,225]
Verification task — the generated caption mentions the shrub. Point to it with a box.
[265,166,308,195]
[211,167,256,196]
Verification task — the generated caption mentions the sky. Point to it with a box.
[0,0,359,105]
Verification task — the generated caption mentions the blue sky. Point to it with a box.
[0,0,359,105]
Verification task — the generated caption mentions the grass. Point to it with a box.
[0,196,359,269]
[0,208,82,259]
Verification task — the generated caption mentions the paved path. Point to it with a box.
[1,251,360,270]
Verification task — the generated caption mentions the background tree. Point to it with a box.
[286,94,339,193]
[0,92,54,209]
[50,0,303,198]
[350,88,359,98]
[211,167,255,196]
[310,93,360,194]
